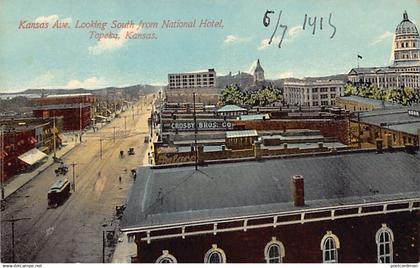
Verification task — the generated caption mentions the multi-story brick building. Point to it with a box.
[121,149,419,263]
[33,104,91,131]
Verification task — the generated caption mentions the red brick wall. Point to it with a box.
[33,106,91,131]
[134,211,418,263]
[235,119,350,144]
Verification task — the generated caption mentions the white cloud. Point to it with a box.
[35,15,72,25]
[370,31,394,46]
[88,25,140,55]
[277,71,294,79]
[246,60,258,73]
[257,25,302,50]
[223,34,248,44]
[258,36,281,50]
[64,77,107,89]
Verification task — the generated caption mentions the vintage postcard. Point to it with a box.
[0,0,419,266]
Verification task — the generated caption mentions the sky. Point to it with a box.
[0,0,419,92]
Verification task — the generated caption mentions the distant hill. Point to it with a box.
[0,84,162,97]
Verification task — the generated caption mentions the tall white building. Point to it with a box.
[284,80,345,107]
[348,11,420,91]
[168,69,216,89]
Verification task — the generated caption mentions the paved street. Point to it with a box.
[0,97,153,263]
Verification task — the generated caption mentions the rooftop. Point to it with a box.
[217,105,247,113]
[337,96,402,108]
[357,105,420,135]
[122,150,420,230]
[226,130,258,138]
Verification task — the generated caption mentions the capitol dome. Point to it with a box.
[395,11,418,35]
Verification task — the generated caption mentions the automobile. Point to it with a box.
[144,136,149,143]
[128,147,135,155]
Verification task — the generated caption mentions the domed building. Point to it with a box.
[348,11,420,92]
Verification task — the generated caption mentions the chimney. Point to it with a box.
[291,175,305,207]
[376,138,383,154]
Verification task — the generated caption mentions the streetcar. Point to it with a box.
[47,178,71,208]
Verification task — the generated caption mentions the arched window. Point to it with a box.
[264,237,285,263]
[376,224,394,263]
[156,250,177,263]
[321,231,340,263]
[204,244,226,263]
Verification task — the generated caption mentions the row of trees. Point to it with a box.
[344,84,419,106]
[219,86,282,106]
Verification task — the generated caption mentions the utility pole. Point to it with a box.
[102,230,106,263]
[113,127,116,143]
[70,162,78,191]
[1,125,5,200]
[53,116,57,159]
[124,116,127,134]
[99,139,103,159]
[193,92,198,170]
[79,102,83,143]
[2,217,31,263]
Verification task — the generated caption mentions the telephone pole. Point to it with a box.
[53,116,57,158]
[99,139,103,159]
[2,217,31,262]
[1,125,5,200]
[70,162,79,191]
[113,127,116,143]
[193,92,198,170]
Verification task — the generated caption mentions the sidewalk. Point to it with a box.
[111,233,137,263]
[3,140,79,200]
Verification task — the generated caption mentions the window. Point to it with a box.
[156,250,177,263]
[204,244,226,263]
[264,237,285,263]
[376,224,394,263]
[321,231,340,263]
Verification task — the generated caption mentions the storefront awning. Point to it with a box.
[18,148,48,165]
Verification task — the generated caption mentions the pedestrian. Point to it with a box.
[119,176,122,183]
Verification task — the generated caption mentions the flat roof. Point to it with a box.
[122,150,420,230]
[226,130,258,138]
[338,96,402,108]
[357,105,420,135]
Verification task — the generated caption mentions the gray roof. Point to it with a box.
[226,130,258,138]
[122,151,420,230]
[338,96,402,108]
[217,105,247,113]
[358,106,420,135]
[239,114,270,121]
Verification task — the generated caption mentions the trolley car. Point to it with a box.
[48,178,71,208]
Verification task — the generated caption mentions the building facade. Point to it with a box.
[121,150,420,263]
[33,104,91,131]
[348,11,420,91]
[168,69,216,89]
[283,80,345,107]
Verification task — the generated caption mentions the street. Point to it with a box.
[0,97,153,263]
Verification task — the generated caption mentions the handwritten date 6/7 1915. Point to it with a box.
[263,10,337,48]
